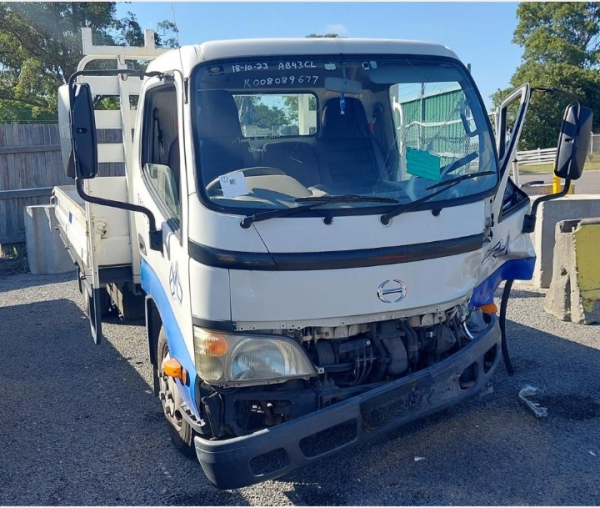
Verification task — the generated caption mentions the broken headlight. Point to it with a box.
[193,327,317,387]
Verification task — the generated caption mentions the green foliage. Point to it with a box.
[492,2,600,149]
[253,104,288,129]
[0,2,178,123]
[513,2,600,67]
[235,95,292,130]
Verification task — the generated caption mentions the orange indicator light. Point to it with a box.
[163,358,187,384]
[478,303,498,314]
[204,334,229,357]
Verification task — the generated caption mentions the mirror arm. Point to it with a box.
[75,179,163,251]
[532,86,583,107]
[522,177,571,233]
[532,87,584,124]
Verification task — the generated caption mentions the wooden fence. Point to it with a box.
[0,124,123,245]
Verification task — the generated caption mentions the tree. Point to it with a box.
[253,103,288,129]
[235,95,292,132]
[0,2,177,122]
[492,2,600,150]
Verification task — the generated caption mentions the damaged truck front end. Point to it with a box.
[176,43,520,488]
[193,305,501,489]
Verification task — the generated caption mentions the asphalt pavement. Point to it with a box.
[1,271,600,505]
[519,169,600,194]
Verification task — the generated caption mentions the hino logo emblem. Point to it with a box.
[377,279,408,303]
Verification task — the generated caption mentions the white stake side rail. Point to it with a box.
[75,27,170,291]
[77,27,169,170]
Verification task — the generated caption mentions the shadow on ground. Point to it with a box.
[1,278,600,505]
[0,297,248,506]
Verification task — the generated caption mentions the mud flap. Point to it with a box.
[85,283,104,345]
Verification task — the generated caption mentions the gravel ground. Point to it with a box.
[1,271,600,505]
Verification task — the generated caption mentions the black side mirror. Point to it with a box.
[554,104,593,181]
[71,83,98,179]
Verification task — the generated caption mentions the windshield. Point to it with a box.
[191,55,497,215]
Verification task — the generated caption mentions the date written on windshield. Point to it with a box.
[243,75,319,88]
[231,61,317,73]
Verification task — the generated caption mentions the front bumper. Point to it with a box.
[195,316,501,489]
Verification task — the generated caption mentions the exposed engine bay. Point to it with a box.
[198,303,494,439]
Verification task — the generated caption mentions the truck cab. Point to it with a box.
[55,30,592,489]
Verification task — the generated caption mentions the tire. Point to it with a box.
[157,326,196,457]
[83,287,112,318]
[98,289,112,318]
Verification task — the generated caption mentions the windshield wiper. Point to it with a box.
[295,194,399,204]
[426,170,495,190]
[240,195,399,229]
[380,171,495,225]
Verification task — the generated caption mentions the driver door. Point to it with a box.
[134,79,191,343]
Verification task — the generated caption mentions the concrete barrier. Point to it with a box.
[522,183,553,196]
[522,183,575,196]
[545,218,600,324]
[24,205,75,275]
[531,195,600,288]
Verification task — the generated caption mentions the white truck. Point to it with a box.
[53,28,592,489]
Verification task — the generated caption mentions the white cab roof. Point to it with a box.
[147,38,461,75]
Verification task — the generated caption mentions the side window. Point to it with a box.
[500,176,529,220]
[142,85,180,220]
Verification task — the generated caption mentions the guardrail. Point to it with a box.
[515,147,557,166]
[510,147,558,188]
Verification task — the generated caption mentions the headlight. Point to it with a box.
[193,327,317,387]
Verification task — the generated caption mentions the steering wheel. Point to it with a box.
[206,166,286,195]
[404,151,478,201]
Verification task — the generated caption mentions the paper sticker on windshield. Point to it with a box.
[406,148,442,182]
[220,171,249,198]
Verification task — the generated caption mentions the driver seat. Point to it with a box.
[316,97,386,193]
[195,90,252,185]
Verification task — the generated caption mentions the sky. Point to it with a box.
[115,2,524,110]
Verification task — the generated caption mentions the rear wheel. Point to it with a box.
[157,327,196,457]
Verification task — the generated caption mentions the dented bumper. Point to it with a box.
[194,316,501,489]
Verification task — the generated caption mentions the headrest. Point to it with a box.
[196,90,242,139]
[318,97,370,140]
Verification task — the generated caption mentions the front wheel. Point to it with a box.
[157,327,196,457]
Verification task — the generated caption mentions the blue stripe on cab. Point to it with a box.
[471,258,536,307]
[140,258,201,418]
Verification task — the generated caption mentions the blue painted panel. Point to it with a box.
[471,257,536,307]
[141,259,201,418]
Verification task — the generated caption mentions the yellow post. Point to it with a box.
[552,173,561,194]
[552,166,574,195]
